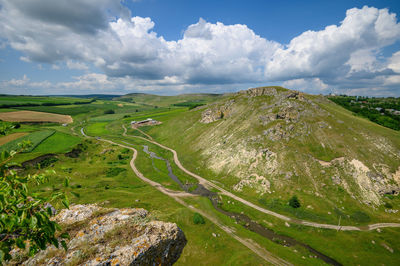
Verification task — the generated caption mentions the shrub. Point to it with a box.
[106,167,126,177]
[0,147,69,262]
[289,195,301,208]
[104,109,115,114]
[193,213,205,224]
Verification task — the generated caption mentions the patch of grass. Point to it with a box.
[85,122,110,136]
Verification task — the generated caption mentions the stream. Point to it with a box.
[142,145,341,266]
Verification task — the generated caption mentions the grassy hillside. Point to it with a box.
[147,86,400,225]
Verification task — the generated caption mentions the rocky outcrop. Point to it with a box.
[200,99,234,123]
[239,86,278,97]
[17,204,187,265]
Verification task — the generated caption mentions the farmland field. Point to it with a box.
[0,130,55,153]
[15,105,96,115]
[32,131,81,153]
[0,110,73,123]
[0,95,92,107]
[0,132,27,145]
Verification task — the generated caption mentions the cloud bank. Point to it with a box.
[1,0,400,95]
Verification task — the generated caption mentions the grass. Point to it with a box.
[26,140,266,265]
[32,131,81,153]
[0,130,55,153]
[85,122,110,136]
[0,95,91,106]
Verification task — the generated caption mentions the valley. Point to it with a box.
[1,88,400,265]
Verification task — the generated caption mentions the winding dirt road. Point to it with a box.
[81,127,290,265]
[121,125,400,232]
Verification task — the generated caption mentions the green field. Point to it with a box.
[32,131,81,153]
[85,122,110,136]
[0,95,92,107]
[0,130,55,153]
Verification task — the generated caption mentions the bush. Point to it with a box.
[289,195,301,208]
[193,213,205,224]
[104,109,115,114]
[106,167,126,177]
[0,147,69,262]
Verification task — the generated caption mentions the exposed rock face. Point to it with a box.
[200,99,234,123]
[19,204,187,265]
[192,86,400,207]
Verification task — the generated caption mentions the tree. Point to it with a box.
[288,195,301,208]
[0,142,69,262]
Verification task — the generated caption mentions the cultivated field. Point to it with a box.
[0,110,73,124]
[0,132,27,145]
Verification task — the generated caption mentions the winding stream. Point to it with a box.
[142,145,341,266]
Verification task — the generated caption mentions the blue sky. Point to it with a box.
[1,0,400,96]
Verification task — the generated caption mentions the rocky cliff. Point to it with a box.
[13,204,187,265]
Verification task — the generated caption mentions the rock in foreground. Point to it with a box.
[21,204,187,265]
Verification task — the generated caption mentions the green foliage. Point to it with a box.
[104,109,115,114]
[37,157,59,169]
[329,95,400,131]
[288,195,301,208]
[0,122,13,136]
[105,167,126,177]
[193,213,205,224]
[0,147,69,262]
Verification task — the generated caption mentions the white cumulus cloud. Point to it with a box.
[0,1,400,95]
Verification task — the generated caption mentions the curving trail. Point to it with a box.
[122,125,400,232]
[81,127,290,265]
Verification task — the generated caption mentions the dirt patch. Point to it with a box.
[0,111,73,124]
[0,132,27,145]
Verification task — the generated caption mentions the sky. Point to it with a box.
[0,0,400,96]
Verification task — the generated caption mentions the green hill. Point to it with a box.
[148,86,400,224]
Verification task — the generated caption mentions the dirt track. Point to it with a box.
[121,125,400,232]
[81,126,290,265]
